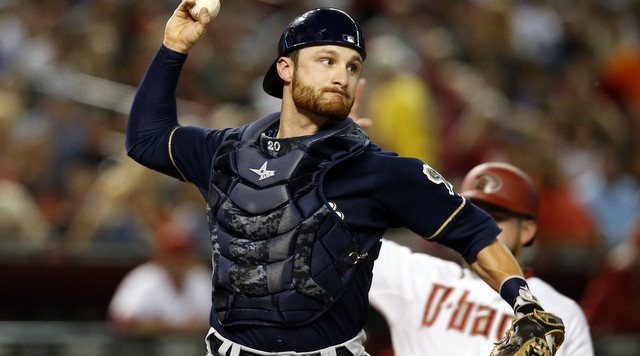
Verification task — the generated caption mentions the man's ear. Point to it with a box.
[276,57,294,84]
[521,219,538,246]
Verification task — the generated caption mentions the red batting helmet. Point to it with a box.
[460,162,539,220]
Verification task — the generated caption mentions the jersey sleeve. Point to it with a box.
[169,125,236,190]
[125,45,236,193]
[371,154,501,263]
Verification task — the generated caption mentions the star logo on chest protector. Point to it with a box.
[250,161,276,180]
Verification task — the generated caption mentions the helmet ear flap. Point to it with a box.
[263,7,366,98]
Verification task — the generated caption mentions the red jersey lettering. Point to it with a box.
[421,284,515,341]
[422,284,453,326]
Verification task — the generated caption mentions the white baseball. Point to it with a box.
[189,0,221,20]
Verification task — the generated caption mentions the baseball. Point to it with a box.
[189,0,221,20]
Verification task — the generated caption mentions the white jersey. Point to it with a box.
[369,239,593,356]
[109,262,212,326]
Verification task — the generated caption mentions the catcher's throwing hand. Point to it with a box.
[163,0,215,53]
[491,310,565,356]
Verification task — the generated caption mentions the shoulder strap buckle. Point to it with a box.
[348,251,369,265]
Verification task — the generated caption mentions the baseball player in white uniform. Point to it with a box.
[108,221,212,335]
[369,162,594,355]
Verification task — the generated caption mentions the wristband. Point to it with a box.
[499,276,543,316]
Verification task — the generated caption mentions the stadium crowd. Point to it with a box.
[0,0,639,354]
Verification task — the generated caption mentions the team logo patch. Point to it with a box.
[250,161,275,180]
[422,163,455,196]
[343,34,356,44]
[518,286,538,303]
[475,172,502,194]
[514,285,540,312]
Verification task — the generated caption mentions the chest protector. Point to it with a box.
[207,113,373,327]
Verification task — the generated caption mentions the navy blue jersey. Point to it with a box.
[126,45,500,351]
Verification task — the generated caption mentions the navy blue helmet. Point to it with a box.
[262,7,366,98]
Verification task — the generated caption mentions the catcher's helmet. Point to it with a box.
[460,162,539,220]
[262,7,366,98]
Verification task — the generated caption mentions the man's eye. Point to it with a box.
[320,59,332,65]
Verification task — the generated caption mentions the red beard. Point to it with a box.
[291,72,354,121]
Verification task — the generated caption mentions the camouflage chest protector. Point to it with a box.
[208,113,375,327]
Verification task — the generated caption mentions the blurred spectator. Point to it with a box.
[576,143,640,249]
[363,34,440,164]
[0,178,50,252]
[0,2,27,80]
[444,84,514,179]
[580,215,640,334]
[107,217,212,337]
[534,153,602,248]
[63,153,209,259]
[508,0,564,67]
[600,42,640,118]
[517,141,605,283]
[61,154,151,257]
[0,88,51,252]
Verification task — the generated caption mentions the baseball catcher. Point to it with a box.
[127,1,570,354]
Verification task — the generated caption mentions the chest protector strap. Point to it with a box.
[207,114,373,326]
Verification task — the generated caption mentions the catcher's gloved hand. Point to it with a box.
[491,310,565,356]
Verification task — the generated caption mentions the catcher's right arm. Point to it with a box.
[491,309,565,356]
